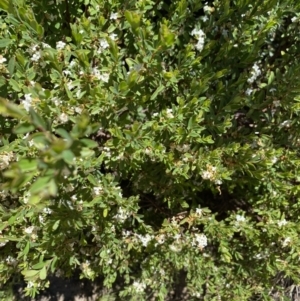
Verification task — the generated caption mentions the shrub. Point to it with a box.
[1,0,300,300]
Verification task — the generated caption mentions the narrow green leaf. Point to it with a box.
[150,84,164,100]
[24,241,30,255]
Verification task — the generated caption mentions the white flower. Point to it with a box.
[156,234,166,244]
[110,12,118,20]
[222,29,228,38]
[99,38,109,49]
[100,73,110,83]
[137,234,153,247]
[69,60,77,68]
[22,94,32,111]
[109,33,118,40]
[42,42,51,48]
[63,70,72,76]
[280,120,291,128]
[192,233,207,249]
[195,208,203,217]
[31,51,41,62]
[271,156,277,164]
[29,44,39,54]
[56,41,66,50]
[191,28,205,39]
[272,100,280,106]
[6,256,16,265]
[291,16,297,23]
[93,186,103,195]
[75,106,83,114]
[133,281,146,292]
[169,244,180,252]
[0,241,8,247]
[282,237,291,247]
[114,207,129,222]
[0,55,7,64]
[201,15,209,22]
[27,281,34,288]
[43,207,52,214]
[59,113,69,123]
[247,63,261,83]
[166,108,174,118]
[245,88,253,96]
[153,112,159,117]
[236,215,246,222]
[278,219,287,227]
[24,226,35,234]
[39,215,45,224]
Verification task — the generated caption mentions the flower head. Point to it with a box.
[56,41,66,50]
[0,55,7,64]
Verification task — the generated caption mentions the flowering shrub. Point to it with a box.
[1,0,300,300]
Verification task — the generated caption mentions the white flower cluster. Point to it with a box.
[0,55,6,64]
[21,94,33,111]
[97,38,109,54]
[201,165,222,184]
[191,28,206,52]
[192,233,208,249]
[91,67,110,82]
[165,108,174,118]
[114,207,130,222]
[282,237,291,247]
[93,185,103,196]
[0,152,14,170]
[247,63,261,84]
[236,214,246,223]
[132,280,146,292]
[195,208,203,217]
[56,41,66,50]
[6,256,17,265]
[136,233,153,247]
[278,219,287,227]
[29,44,41,62]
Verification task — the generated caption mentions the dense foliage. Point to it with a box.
[1,0,300,300]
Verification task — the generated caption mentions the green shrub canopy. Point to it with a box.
[1,0,300,300]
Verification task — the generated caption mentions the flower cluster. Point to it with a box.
[192,233,208,249]
[247,63,261,84]
[191,28,206,52]
[0,152,14,170]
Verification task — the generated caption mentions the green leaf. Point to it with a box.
[62,149,75,164]
[21,269,39,278]
[29,176,51,194]
[18,159,37,172]
[29,109,47,130]
[159,24,175,47]
[0,98,27,119]
[103,208,108,217]
[32,262,45,270]
[87,174,98,185]
[80,138,98,148]
[124,11,141,33]
[9,79,21,92]
[7,56,16,75]
[39,266,47,280]
[0,39,12,48]
[24,241,30,255]
[52,220,60,231]
[13,122,35,134]
[150,84,164,100]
